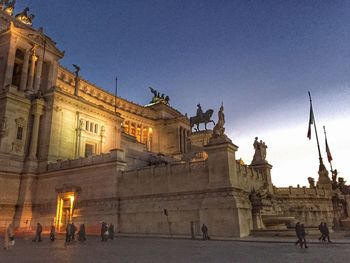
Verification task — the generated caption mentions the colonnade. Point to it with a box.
[123,120,153,151]
[179,126,190,153]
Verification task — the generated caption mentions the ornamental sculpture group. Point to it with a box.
[1,2,35,26]
[252,137,268,164]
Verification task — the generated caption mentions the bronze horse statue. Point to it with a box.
[190,109,215,131]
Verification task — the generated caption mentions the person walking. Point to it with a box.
[300,224,308,248]
[190,221,195,239]
[71,222,77,241]
[101,222,108,242]
[33,223,43,242]
[318,222,325,242]
[78,224,87,242]
[323,223,332,243]
[108,223,115,240]
[294,222,302,247]
[201,224,208,240]
[66,223,72,243]
[50,225,56,242]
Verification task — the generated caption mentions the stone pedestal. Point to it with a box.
[250,162,274,193]
[316,163,332,191]
[204,136,238,188]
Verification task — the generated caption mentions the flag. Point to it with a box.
[325,137,333,163]
[307,104,314,140]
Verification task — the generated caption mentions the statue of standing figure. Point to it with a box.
[252,137,268,164]
[212,103,225,138]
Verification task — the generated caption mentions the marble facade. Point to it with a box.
[0,6,348,238]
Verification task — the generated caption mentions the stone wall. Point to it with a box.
[274,186,334,227]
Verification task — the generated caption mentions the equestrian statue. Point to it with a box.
[190,103,215,132]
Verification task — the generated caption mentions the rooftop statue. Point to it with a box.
[190,103,215,132]
[73,64,80,78]
[3,0,15,16]
[251,137,268,164]
[149,87,170,105]
[212,103,225,138]
[15,7,35,26]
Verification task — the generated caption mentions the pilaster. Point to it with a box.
[19,49,30,91]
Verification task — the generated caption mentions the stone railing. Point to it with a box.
[46,149,125,172]
[273,186,327,196]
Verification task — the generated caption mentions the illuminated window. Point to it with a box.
[130,123,136,136]
[136,125,141,142]
[124,121,129,134]
[142,127,148,144]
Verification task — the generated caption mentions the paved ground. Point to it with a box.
[1,236,349,263]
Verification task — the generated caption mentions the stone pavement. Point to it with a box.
[1,236,350,263]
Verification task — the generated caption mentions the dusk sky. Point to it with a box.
[16,0,350,186]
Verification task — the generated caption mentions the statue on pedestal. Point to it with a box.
[15,7,35,26]
[3,0,15,16]
[190,103,215,132]
[212,103,225,138]
[252,137,268,164]
[149,87,170,105]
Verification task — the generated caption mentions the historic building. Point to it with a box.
[0,4,349,237]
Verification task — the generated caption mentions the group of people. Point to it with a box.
[318,222,332,243]
[295,221,333,248]
[66,222,87,242]
[100,222,115,241]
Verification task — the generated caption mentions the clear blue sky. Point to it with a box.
[16,0,350,186]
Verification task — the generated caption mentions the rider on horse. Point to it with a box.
[196,104,203,118]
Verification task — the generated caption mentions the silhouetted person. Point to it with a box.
[323,223,332,243]
[66,223,72,242]
[71,222,77,241]
[190,221,195,239]
[318,222,325,242]
[108,223,115,240]
[201,224,208,240]
[78,224,86,242]
[4,223,14,250]
[300,224,308,248]
[294,222,302,247]
[33,223,42,242]
[50,225,56,241]
[101,222,108,241]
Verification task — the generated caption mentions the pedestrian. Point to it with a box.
[318,222,325,242]
[66,223,72,243]
[78,224,87,242]
[71,222,77,241]
[201,224,208,240]
[294,222,302,247]
[190,221,195,239]
[50,225,56,242]
[108,223,115,240]
[323,223,332,243]
[33,223,43,242]
[101,222,108,241]
[3,223,14,250]
[300,224,308,248]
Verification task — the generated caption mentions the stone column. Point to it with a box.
[178,127,182,153]
[19,50,30,91]
[33,56,43,92]
[28,100,44,159]
[26,52,38,92]
[2,36,17,89]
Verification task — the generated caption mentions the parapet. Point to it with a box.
[46,149,125,172]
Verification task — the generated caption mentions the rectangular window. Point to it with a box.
[90,122,94,132]
[94,124,98,134]
[16,127,23,140]
[85,121,89,130]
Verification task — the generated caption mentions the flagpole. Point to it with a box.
[323,125,333,172]
[115,76,118,113]
[308,91,323,165]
